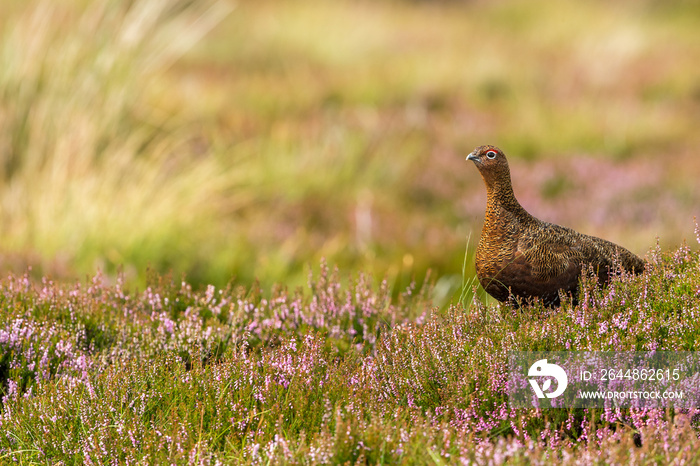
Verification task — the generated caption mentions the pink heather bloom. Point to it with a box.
[598,321,608,335]
[205,284,216,304]
[3,379,18,404]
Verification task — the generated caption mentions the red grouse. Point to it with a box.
[467,145,645,307]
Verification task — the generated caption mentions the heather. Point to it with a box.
[2,0,700,463]
[2,241,700,463]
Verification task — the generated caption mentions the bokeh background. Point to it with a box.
[0,0,698,304]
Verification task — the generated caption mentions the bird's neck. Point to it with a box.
[484,177,532,223]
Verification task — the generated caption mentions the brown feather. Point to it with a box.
[468,145,645,307]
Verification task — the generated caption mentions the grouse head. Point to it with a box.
[466,145,512,193]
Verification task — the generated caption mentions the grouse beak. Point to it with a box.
[466,152,480,163]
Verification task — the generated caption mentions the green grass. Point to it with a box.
[2,244,700,463]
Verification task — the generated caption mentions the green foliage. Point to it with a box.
[1,246,700,462]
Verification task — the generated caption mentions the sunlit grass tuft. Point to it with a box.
[0,0,236,284]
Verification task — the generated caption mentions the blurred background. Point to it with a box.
[0,0,698,305]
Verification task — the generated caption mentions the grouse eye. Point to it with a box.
[486,150,497,159]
